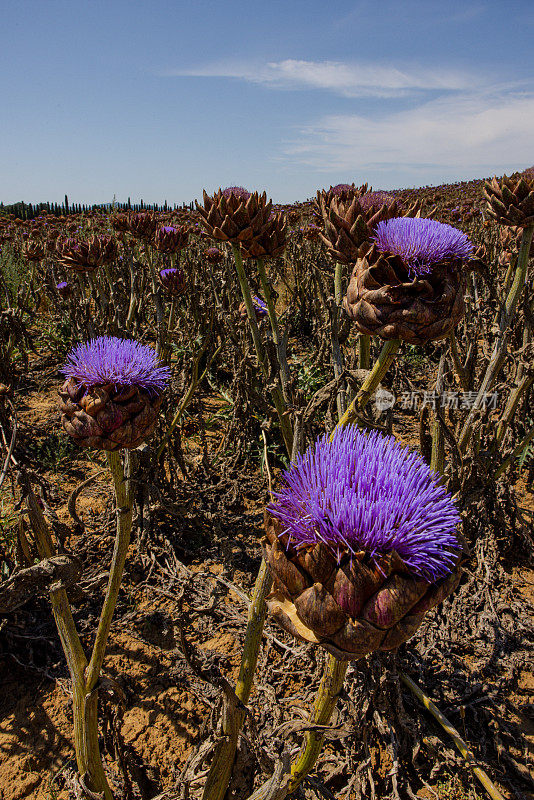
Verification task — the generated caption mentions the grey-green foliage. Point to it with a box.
[0,244,27,303]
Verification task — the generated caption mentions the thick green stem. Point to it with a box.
[336,339,402,430]
[85,450,133,691]
[256,257,291,399]
[232,245,293,456]
[358,334,371,370]
[248,655,349,800]
[287,655,348,792]
[332,262,347,417]
[25,479,112,798]
[458,224,534,454]
[73,683,112,799]
[201,560,272,800]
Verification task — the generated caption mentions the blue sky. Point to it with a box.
[1,0,533,205]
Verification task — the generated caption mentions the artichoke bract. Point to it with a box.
[484,174,534,227]
[159,267,186,296]
[56,235,118,272]
[59,337,170,451]
[264,426,462,661]
[344,218,472,345]
[153,225,189,254]
[196,186,273,247]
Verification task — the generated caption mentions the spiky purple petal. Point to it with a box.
[221,186,251,200]
[252,295,268,317]
[372,217,473,277]
[62,336,170,394]
[268,426,460,582]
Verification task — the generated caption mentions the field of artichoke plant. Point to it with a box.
[0,174,532,800]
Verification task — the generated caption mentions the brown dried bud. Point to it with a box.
[56,235,118,272]
[126,212,159,240]
[484,174,534,227]
[320,195,399,264]
[22,237,45,262]
[59,379,163,451]
[263,513,461,661]
[240,212,287,259]
[196,189,273,246]
[343,244,465,345]
[204,246,224,264]
[153,225,189,254]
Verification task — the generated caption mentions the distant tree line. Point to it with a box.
[0,194,195,220]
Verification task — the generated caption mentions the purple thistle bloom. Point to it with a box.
[221,186,251,200]
[252,295,268,317]
[268,426,460,582]
[359,191,395,210]
[161,225,177,233]
[56,281,68,289]
[331,183,354,196]
[372,217,473,277]
[62,336,170,394]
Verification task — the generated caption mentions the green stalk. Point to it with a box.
[332,262,347,417]
[336,339,402,430]
[25,478,112,799]
[248,655,348,800]
[231,245,293,455]
[358,334,371,370]
[287,655,348,792]
[85,450,133,691]
[256,257,291,398]
[201,561,272,800]
[458,224,534,454]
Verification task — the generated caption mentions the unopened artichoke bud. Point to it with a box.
[240,212,287,259]
[112,213,131,233]
[204,246,224,264]
[126,212,159,241]
[23,237,45,262]
[153,225,189,254]
[239,294,268,320]
[344,218,473,345]
[484,174,534,227]
[312,183,369,224]
[319,194,399,264]
[56,235,118,272]
[159,267,186,296]
[264,426,463,661]
[196,186,273,247]
[59,337,170,451]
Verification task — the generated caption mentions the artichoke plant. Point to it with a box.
[344,217,473,344]
[56,234,118,272]
[264,426,463,660]
[59,336,170,450]
[484,173,534,227]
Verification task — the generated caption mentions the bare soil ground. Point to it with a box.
[1,354,533,800]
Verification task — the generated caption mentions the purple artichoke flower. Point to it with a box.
[268,425,460,582]
[62,336,170,395]
[56,281,71,297]
[331,183,354,196]
[252,295,268,317]
[372,217,473,277]
[221,186,251,200]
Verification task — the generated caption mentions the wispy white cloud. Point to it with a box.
[162,59,475,97]
[284,90,534,175]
